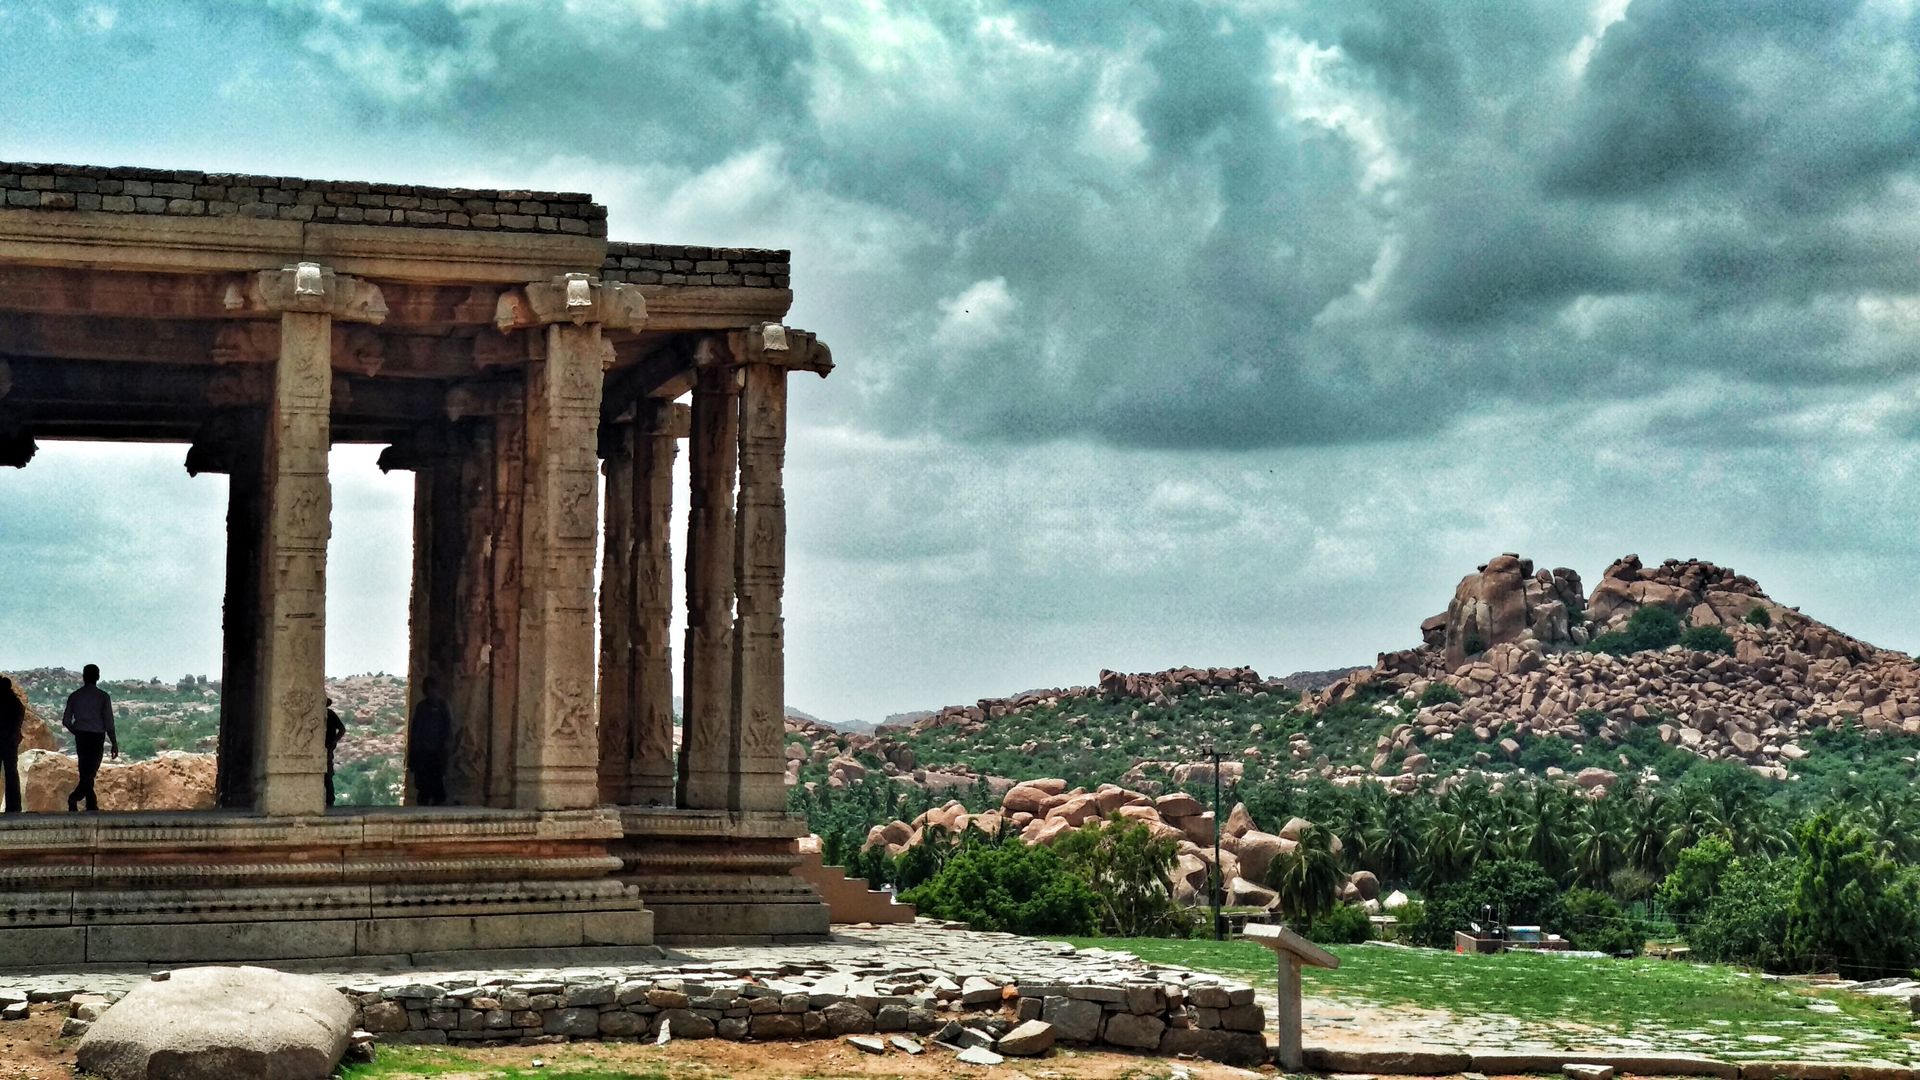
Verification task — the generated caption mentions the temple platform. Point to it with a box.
[0,807,654,966]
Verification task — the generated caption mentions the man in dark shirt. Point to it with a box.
[0,675,24,814]
[408,680,453,807]
[61,664,117,812]
[324,697,347,807]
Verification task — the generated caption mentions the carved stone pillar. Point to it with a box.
[731,360,789,811]
[678,359,739,810]
[213,418,264,810]
[599,401,683,806]
[399,423,498,807]
[248,263,379,814]
[496,274,645,810]
[629,400,681,806]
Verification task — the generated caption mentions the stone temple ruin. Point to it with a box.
[0,162,833,965]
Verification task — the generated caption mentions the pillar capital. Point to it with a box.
[235,262,389,324]
[494,274,648,333]
[706,323,833,377]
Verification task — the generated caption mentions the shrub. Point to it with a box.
[1560,887,1642,955]
[901,840,1099,935]
[1658,836,1734,924]
[1679,625,1736,655]
[1054,815,1188,938]
[1518,735,1575,772]
[1390,899,1427,944]
[1418,683,1464,709]
[1691,857,1791,970]
[1785,812,1920,975]
[1745,605,1772,628]
[1587,606,1683,656]
[1418,859,1563,948]
[1306,903,1374,944]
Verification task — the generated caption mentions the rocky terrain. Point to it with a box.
[4,669,408,810]
[786,553,1920,798]
[859,780,1386,917]
[1327,553,1920,786]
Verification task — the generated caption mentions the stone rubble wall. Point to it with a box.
[599,242,789,289]
[338,965,1264,1063]
[0,162,606,236]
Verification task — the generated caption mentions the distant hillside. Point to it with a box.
[782,553,1920,802]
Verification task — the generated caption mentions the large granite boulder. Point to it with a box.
[76,967,354,1080]
[20,749,215,813]
[1437,553,1585,667]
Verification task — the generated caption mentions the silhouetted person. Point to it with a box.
[0,676,24,814]
[61,664,116,812]
[324,697,347,807]
[408,681,453,807]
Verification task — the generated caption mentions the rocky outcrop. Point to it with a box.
[1318,554,1920,788]
[8,679,56,751]
[19,749,215,812]
[1586,555,1795,637]
[1432,553,1586,667]
[858,780,1370,916]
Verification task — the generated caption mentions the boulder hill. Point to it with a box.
[789,553,1920,794]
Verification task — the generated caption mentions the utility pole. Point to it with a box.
[1212,745,1224,941]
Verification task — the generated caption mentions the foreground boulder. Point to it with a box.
[77,967,354,1080]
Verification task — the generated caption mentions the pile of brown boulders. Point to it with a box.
[1310,553,1920,787]
[860,780,1378,914]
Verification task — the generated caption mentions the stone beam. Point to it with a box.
[0,207,603,283]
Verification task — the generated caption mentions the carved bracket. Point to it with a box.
[494,273,648,333]
[702,323,834,378]
[228,261,389,324]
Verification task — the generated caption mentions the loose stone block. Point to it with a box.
[653,1009,714,1038]
[543,1008,599,1037]
[821,1002,875,1035]
[749,1013,803,1038]
[997,1019,1055,1056]
[1101,1012,1165,1049]
[1041,997,1101,1043]
[598,1010,644,1037]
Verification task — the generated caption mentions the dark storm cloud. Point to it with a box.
[141,0,1920,457]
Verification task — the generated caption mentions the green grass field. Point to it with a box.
[1061,937,1920,1061]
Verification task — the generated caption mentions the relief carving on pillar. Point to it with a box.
[556,473,597,540]
[275,686,325,756]
[283,482,326,539]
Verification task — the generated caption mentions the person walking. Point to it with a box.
[324,697,347,807]
[0,675,24,814]
[61,664,117,812]
[407,680,453,807]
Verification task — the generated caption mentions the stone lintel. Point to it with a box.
[0,207,604,283]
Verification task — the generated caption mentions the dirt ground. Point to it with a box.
[0,1004,1273,1079]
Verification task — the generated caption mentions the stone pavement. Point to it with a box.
[0,923,1269,1066]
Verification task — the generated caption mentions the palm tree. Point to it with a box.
[1570,796,1625,890]
[1269,822,1346,924]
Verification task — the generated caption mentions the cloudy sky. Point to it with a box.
[4,0,1920,722]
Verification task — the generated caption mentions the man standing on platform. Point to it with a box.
[61,664,116,812]
[407,679,453,807]
[324,697,347,807]
[0,675,24,814]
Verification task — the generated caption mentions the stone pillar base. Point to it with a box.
[616,809,828,944]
